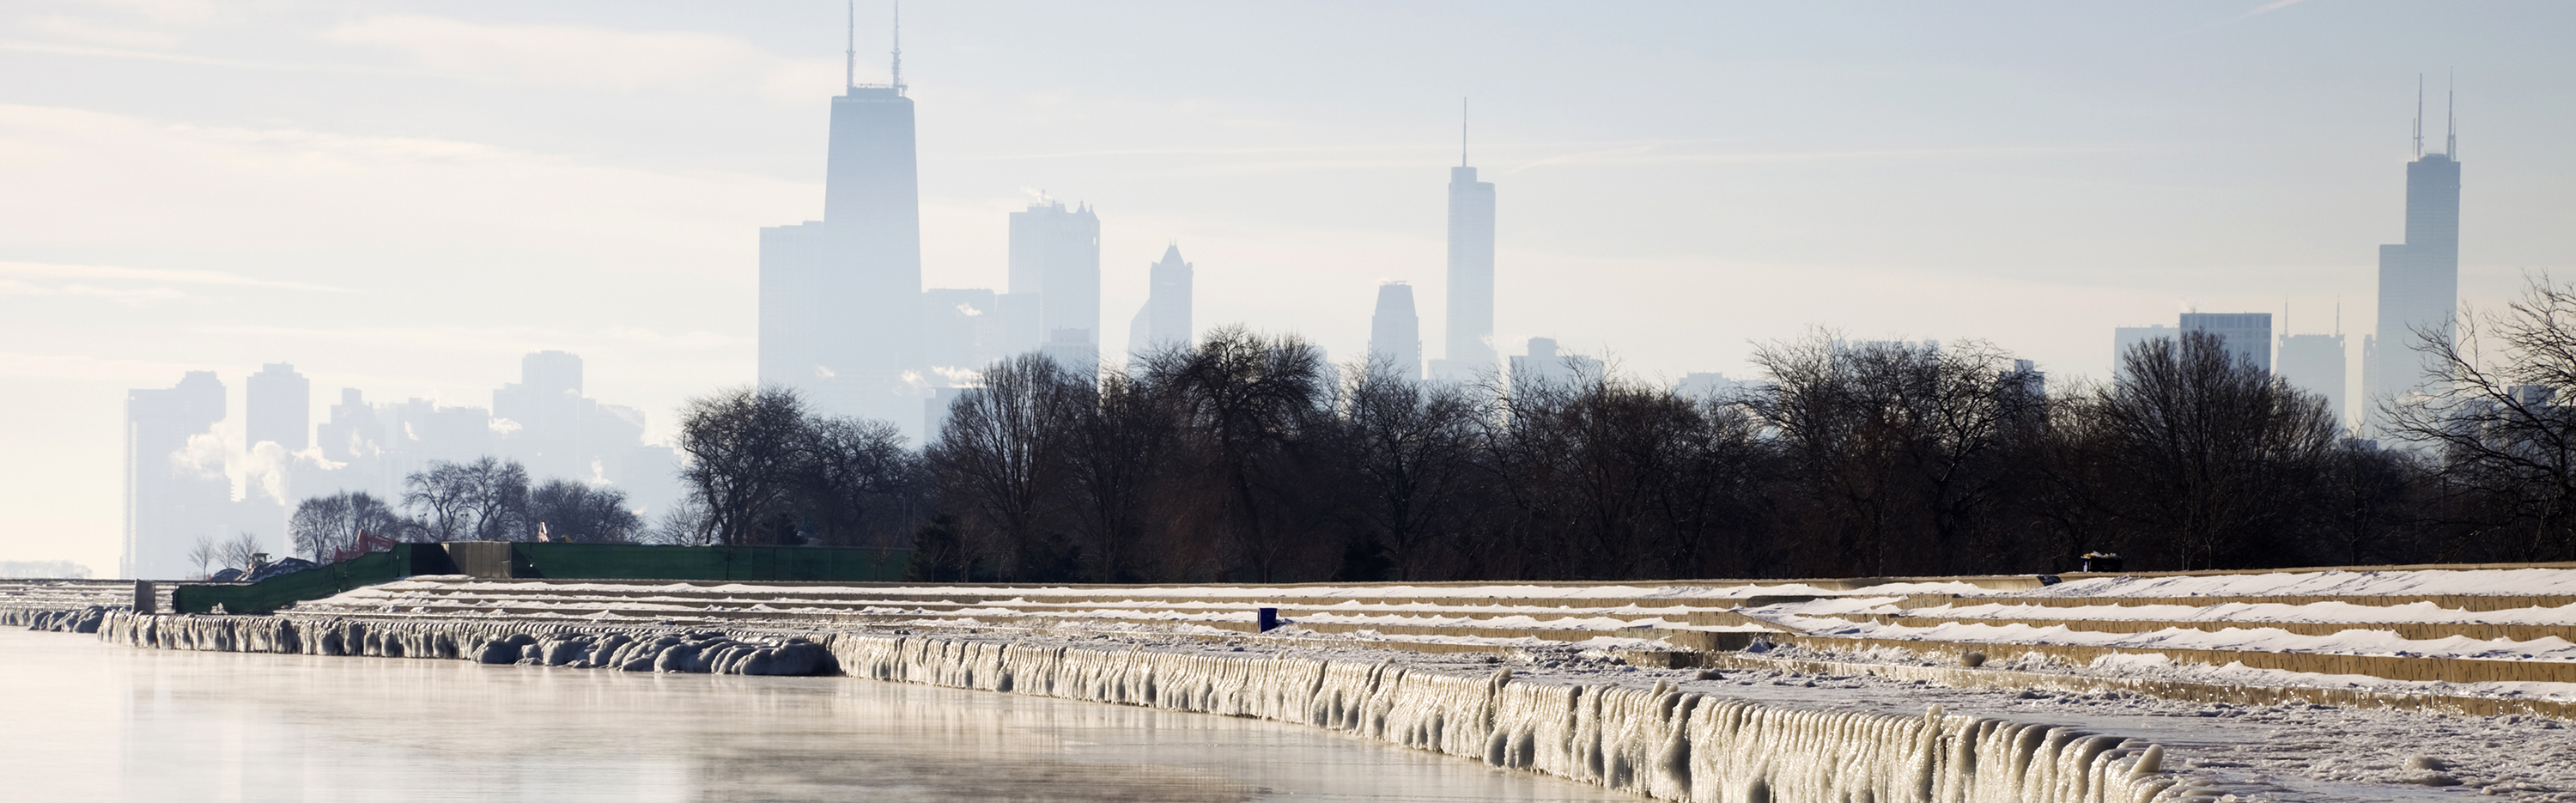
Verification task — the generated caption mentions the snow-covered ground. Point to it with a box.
[2014,569,2576,599]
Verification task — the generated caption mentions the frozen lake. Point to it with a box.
[0,629,1649,802]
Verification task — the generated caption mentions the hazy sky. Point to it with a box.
[3,1,2572,573]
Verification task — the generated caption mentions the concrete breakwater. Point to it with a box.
[96,613,2186,803]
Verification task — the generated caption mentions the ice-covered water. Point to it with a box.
[0,629,1653,802]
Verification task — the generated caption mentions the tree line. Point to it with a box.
[289,276,2576,581]
[286,455,646,562]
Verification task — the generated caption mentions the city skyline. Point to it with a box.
[6,2,2572,575]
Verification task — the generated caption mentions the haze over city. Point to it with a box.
[4,0,2573,576]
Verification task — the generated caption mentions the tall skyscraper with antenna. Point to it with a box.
[762,3,924,432]
[1431,100,1498,381]
[2363,77,2462,425]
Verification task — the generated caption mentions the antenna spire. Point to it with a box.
[843,1,856,90]
[1461,97,1468,167]
[2446,69,2456,158]
[2413,74,2424,158]
[891,0,904,94]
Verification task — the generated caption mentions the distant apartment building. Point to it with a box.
[1509,338,1601,398]
[245,363,309,453]
[921,288,1002,374]
[1039,327,1100,379]
[122,371,229,579]
[1676,372,1755,400]
[2278,332,2349,425]
[121,352,687,576]
[2111,324,2176,377]
[2181,313,2273,373]
[1368,283,1424,380]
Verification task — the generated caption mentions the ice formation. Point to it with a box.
[96,612,829,676]
[1,605,111,633]
[96,611,2188,803]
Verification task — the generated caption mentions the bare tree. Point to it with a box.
[290,493,354,561]
[645,498,714,545]
[185,535,220,580]
[1145,326,1329,581]
[927,354,1082,580]
[677,386,812,545]
[802,416,923,548]
[215,532,266,573]
[2384,276,2576,561]
[1062,367,1182,582]
[2092,331,2339,569]
[528,480,644,543]
[404,461,474,540]
[1339,353,1479,581]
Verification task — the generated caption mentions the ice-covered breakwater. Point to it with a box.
[832,635,2185,803]
[3,605,111,633]
[95,612,831,676]
[95,612,2187,802]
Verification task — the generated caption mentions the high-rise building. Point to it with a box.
[759,15,922,429]
[2279,332,2349,425]
[922,288,1001,373]
[1676,372,1753,399]
[245,363,309,453]
[301,352,678,532]
[2181,313,2273,373]
[1010,200,1103,350]
[2112,324,2177,377]
[1039,327,1100,379]
[492,350,645,484]
[1509,338,1600,398]
[124,372,228,579]
[1368,283,1424,380]
[995,292,1045,357]
[1431,161,1497,381]
[1127,245,1194,357]
[2366,83,2464,417]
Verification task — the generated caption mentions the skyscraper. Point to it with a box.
[1010,200,1103,354]
[1509,338,1600,398]
[2180,313,2273,373]
[1127,244,1194,357]
[2279,332,2348,426]
[244,363,309,453]
[2366,82,2463,417]
[1431,146,1497,381]
[124,371,228,579]
[759,9,922,429]
[922,288,1001,372]
[2111,324,2176,378]
[1368,282,1423,380]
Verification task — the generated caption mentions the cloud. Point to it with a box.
[26,15,180,48]
[194,324,746,355]
[0,260,355,293]
[1502,143,2145,174]
[0,278,185,305]
[319,15,833,99]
